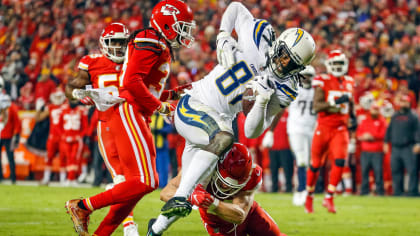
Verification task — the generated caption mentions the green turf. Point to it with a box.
[0,184,419,236]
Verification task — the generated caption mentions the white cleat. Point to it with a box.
[298,190,308,206]
[124,223,140,236]
[78,173,88,183]
[292,192,301,206]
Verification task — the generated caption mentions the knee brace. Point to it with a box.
[205,131,234,157]
[335,159,345,167]
[309,165,319,172]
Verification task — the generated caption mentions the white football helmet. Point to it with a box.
[300,65,316,89]
[359,92,375,110]
[325,50,348,77]
[268,28,316,81]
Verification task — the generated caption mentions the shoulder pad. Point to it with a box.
[79,54,103,71]
[133,29,167,51]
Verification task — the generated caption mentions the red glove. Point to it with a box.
[80,96,95,105]
[188,184,216,209]
[159,84,192,102]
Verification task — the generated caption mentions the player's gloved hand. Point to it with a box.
[188,184,219,210]
[157,102,176,116]
[348,138,356,154]
[217,31,241,69]
[160,84,193,102]
[262,130,274,148]
[72,89,95,105]
[329,94,350,106]
[80,96,95,105]
[252,75,275,106]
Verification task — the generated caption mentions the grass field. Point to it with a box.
[0,184,419,236]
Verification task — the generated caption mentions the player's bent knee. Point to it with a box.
[335,159,345,167]
[204,131,234,156]
[113,175,126,184]
[309,165,319,172]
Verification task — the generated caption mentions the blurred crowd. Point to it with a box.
[0,0,419,195]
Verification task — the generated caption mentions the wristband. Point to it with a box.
[208,198,220,212]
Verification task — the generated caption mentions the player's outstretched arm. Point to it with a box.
[219,2,253,35]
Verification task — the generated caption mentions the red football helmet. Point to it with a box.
[325,49,348,77]
[99,22,129,63]
[49,88,66,105]
[210,143,253,199]
[150,0,195,48]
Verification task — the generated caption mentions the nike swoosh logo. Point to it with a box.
[258,82,267,89]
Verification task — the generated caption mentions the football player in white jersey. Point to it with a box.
[148,2,316,235]
[286,65,317,206]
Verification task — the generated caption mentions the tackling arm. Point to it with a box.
[211,191,254,225]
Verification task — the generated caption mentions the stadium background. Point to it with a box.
[0,0,420,235]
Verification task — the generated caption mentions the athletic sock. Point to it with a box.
[174,150,218,197]
[152,214,180,234]
[297,166,306,192]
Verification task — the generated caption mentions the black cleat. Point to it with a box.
[161,197,192,218]
[147,218,161,236]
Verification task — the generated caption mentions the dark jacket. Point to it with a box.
[385,109,420,147]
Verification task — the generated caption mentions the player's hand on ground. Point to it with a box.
[188,184,215,209]
[157,102,176,116]
[262,130,274,148]
[217,31,241,69]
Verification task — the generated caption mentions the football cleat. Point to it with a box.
[322,196,336,214]
[65,199,91,236]
[161,197,192,218]
[304,195,314,214]
[124,223,139,236]
[147,218,161,236]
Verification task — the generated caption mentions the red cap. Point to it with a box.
[401,95,411,103]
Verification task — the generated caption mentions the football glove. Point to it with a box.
[248,75,275,106]
[262,130,274,148]
[160,84,192,102]
[157,102,176,116]
[329,94,350,106]
[188,184,219,210]
[216,31,241,69]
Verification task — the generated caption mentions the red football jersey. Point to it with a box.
[199,165,263,228]
[313,74,355,127]
[59,105,88,142]
[78,54,122,121]
[119,29,171,117]
[48,103,67,138]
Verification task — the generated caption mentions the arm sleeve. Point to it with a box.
[244,102,279,139]
[219,2,254,36]
[122,43,162,114]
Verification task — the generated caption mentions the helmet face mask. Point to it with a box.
[210,143,253,199]
[99,23,129,63]
[150,0,196,48]
[325,50,348,77]
[268,28,316,81]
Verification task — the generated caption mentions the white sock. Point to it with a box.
[152,214,180,234]
[43,169,51,182]
[60,171,66,183]
[344,177,352,190]
[174,150,218,197]
[81,165,88,175]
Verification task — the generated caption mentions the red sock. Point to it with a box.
[328,164,344,194]
[94,199,140,236]
[306,167,319,194]
[85,177,154,211]
[68,171,76,181]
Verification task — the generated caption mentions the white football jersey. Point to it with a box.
[187,16,297,119]
[287,86,317,135]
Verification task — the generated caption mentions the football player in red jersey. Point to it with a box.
[154,143,283,236]
[305,50,356,214]
[65,1,195,235]
[65,23,141,235]
[58,101,88,186]
[37,88,67,185]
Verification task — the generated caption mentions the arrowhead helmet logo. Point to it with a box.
[161,4,180,16]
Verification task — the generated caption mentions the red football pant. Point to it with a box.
[200,201,281,236]
[97,120,123,178]
[308,124,349,193]
[84,103,158,234]
[46,136,61,166]
[61,140,83,180]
